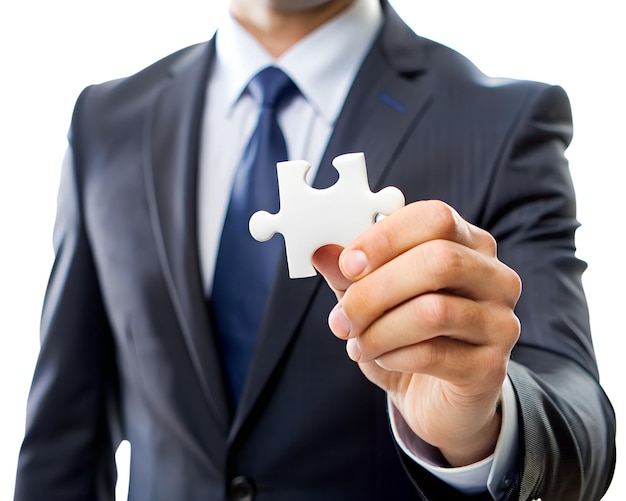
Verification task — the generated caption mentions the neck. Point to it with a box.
[229,0,356,58]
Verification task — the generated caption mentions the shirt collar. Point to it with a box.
[214,0,383,124]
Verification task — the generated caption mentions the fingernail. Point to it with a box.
[346,338,361,361]
[342,249,368,277]
[328,304,351,338]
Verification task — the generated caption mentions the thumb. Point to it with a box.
[312,244,353,298]
[354,357,396,393]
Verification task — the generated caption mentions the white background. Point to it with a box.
[1,1,623,499]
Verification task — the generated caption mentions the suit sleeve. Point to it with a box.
[13,140,120,500]
[399,84,616,501]
[482,84,616,500]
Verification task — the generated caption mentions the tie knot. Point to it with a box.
[249,66,298,110]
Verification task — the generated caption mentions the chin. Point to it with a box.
[270,0,342,12]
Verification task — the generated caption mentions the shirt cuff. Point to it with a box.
[388,376,519,499]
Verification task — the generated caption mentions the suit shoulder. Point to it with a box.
[412,35,571,122]
[67,40,212,154]
[72,41,211,123]
[431,36,566,98]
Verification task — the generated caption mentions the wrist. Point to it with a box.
[440,399,503,467]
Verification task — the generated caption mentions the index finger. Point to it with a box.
[339,200,496,280]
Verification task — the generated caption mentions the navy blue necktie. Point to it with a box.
[211,67,298,405]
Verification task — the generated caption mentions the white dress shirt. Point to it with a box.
[196,0,518,497]
[197,0,381,292]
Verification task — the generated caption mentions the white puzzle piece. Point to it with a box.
[249,152,405,278]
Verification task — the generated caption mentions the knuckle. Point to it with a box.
[412,294,450,331]
[427,241,464,286]
[511,270,523,299]
[425,337,447,369]
[490,307,521,352]
[342,280,372,315]
[427,200,461,239]
[372,213,404,258]
[503,266,523,304]
[357,332,379,360]
[505,311,521,344]
[481,231,498,256]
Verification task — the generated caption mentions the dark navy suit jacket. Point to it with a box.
[14,2,615,500]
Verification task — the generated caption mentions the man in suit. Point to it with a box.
[14,0,616,499]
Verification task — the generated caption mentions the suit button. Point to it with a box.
[229,476,255,501]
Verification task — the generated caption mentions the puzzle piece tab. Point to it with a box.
[249,152,405,278]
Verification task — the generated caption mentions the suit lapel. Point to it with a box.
[315,3,432,194]
[230,1,433,438]
[143,40,231,431]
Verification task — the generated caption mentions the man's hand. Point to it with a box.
[312,200,521,467]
